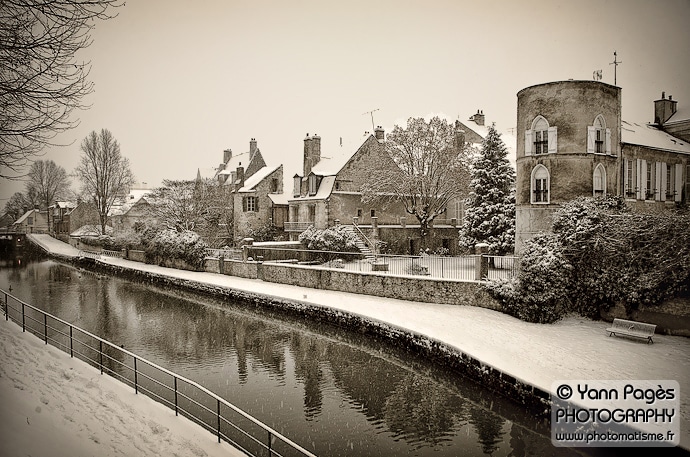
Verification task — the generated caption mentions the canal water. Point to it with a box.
[0,256,585,457]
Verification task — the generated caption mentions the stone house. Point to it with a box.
[13,208,49,233]
[48,201,76,239]
[213,138,287,244]
[515,80,690,252]
[287,128,465,255]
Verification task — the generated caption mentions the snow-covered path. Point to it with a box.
[9,234,690,452]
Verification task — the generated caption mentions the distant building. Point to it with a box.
[515,80,690,252]
[13,208,49,233]
[212,138,287,244]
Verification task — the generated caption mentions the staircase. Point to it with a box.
[342,225,376,262]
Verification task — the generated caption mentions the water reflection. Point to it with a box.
[0,257,591,456]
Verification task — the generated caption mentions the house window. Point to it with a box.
[270,178,278,193]
[525,116,557,155]
[370,209,376,218]
[645,162,654,200]
[27,217,33,225]
[308,205,316,222]
[624,159,636,198]
[308,175,317,195]
[531,165,550,204]
[587,115,612,154]
[334,181,340,191]
[593,164,606,196]
[243,196,257,212]
[357,208,362,218]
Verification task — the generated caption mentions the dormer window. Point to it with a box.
[587,115,611,154]
[308,174,318,196]
[525,116,557,155]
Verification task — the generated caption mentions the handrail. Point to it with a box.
[1,288,318,457]
[350,220,377,256]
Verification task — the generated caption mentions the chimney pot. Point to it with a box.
[662,91,666,99]
[669,95,673,101]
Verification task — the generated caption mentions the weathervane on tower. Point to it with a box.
[609,51,622,85]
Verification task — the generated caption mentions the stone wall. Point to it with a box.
[259,262,501,309]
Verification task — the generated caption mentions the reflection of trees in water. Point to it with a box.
[468,405,506,455]
[383,375,467,448]
[290,336,325,420]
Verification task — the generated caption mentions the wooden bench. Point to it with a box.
[606,318,656,344]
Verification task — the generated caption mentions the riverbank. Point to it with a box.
[16,234,690,452]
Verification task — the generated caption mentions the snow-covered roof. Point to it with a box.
[13,209,38,225]
[268,193,290,206]
[458,118,517,167]
[197,167,218,180]
[289,176,336,202]
[621,120,690,154]
[665,104,690,125]
[311,134,372,176]
[237,165,281,193]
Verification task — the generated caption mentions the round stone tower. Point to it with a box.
[515,80,622,252]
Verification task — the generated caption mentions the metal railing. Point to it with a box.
[206,248,243,260]
[283,222,314,232]
[244,247,519,281]
[1,289,317,457]
[101,250,123,258]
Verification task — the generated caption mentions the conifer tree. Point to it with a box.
[459,124,516,254]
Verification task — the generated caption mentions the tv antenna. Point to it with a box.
[362,108,379,131]
[609,51,622,85]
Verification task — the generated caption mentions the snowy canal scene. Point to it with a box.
[1,1,690,456]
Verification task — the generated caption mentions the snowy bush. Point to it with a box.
[298,225,360,252]
[486,233,571,323]
[142,229,209,270]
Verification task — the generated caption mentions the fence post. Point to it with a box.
[44,314,48,344]
[174,377,178,416]
[21,302,25,332]
[70,325,73,357]
[268,431,273,457]
[217,399,221,443]
[99,341,103,374]
[4,292,7,320]
[134,357,138,394]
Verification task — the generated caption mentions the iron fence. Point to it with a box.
[1,289,318,457]
[241,247,518,281]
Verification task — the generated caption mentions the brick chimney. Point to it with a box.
[374,125,385,141]
[470,110,485,126]
[249,138,257,161]
[303,133,321,177]
[223,148,232,163]
[654,91,678,125]
[235,164,245,190]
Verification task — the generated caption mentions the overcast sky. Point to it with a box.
[2,0,689,201]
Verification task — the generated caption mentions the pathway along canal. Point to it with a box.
[0,255,588,457]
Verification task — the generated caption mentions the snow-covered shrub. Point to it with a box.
[298,225,360,252]
[142,229,209,270]
[487,233,571,323]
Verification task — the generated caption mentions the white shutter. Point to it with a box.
[605,128,612,154]
[675,163,683,202]
[660,163,668,201]
[636,159,642,199]
[587,126,595,153]
[637,159,647,200]
[525,130,533,155]
[547,127,558,153]
[623,159,630,196]
[657,162,664,201]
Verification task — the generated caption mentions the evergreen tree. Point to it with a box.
[459,124,516,255]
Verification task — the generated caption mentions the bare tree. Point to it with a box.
[362,116,471,243]
[0,0,122,178]
[74,129,134,234]
[26,159,70,210]
[4,191,30,219]
[148,178,233,245]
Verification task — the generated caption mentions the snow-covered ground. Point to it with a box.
[0,317,244,457]
[9,234,690,452]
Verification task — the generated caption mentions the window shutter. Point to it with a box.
[640,160,647,198]
[660,163,667,201]
[675,163,683,202]
[255,197,259,212]
[623,159,629,195]
[524,130,533,155]
[605,128,612,154]
[637,159,643,199]
[587,126,595,153]
[547,127,558,153]
[242,197,247,212]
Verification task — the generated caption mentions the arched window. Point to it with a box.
[593,164,606,196]
[525,116,557,155]
[531,165,550,204]
[587,115,612,154]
